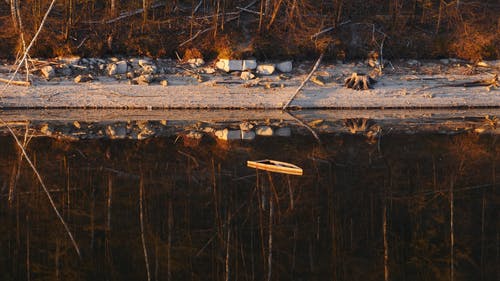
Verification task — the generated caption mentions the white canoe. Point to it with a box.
[247,160,303,176]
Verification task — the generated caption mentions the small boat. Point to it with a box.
[247,160,303,176]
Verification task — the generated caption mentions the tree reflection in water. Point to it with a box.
[0,133,498,281]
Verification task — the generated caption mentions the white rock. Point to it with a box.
[241,130,256,140]
[216,59,242,72]
[134,74,153,85]
[275,127,291,137]
[276,61,292,72]
[257,64,275,75]
[215,129,241,140]
[108,61,128,75]
[188,58,205,67]
[74,74,93,83]
[41,65,55,79]
[142,64,158,74]
[138,58,152,67]
[255,126,273,136]
[240,71,255,80]
[243,59,257,70]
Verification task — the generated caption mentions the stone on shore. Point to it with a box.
[41,65,55,79]
[108,61,128,76]
[276,61,292,73]
[240,71,255,80]
[216,59,257,72]
[257,64,275,75]
[188,58,205,68]
[74,74,93,83]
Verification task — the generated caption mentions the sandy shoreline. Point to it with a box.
[1,59,499,109]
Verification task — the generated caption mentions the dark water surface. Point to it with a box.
[0,132,498,281]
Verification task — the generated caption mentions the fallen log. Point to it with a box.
[0,77,31,86]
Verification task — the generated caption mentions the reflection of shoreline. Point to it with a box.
[1,109,500,139]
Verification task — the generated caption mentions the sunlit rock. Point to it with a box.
[255,126,273,136]
[188,58,205,68]
[41,65,55,79]
[242,59,257,70]
[74,74,93,83]
[216,59,241,72]
[240,71,255,80]
[108,61,128,76]
[276,61,292,73]
[257,64,275,75]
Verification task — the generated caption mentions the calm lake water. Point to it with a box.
[0,130,498,281]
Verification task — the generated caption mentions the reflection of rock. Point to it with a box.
[40,124,53,136]
[241,130,256,140]
[106,124,127,139]
[275,127,291,137]
[215,129,241,140]
[255,126,273,136]
[239,122,254,131]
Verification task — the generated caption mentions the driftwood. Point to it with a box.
[344,73,376,90]
[421,74,499,91]
[0,77,31,86]
[282,52,324,110]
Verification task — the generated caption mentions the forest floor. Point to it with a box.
[1,58,499,110]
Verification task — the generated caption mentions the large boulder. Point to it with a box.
[41,65,55,79]
[215,59,257,72]
[257,64,275,75]
[108,61,128,76]
[276,61,293,73]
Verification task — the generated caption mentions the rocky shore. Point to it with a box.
[1,57,499,109]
